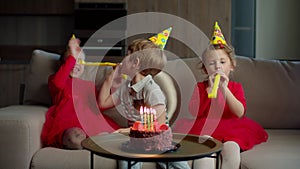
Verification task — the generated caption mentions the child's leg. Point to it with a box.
[62,127,86,150]
[193,157,214,169]
[157,161,191,169]
[118,160,142,169]
[221,141,240,169]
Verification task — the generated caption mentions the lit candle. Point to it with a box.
[150,108,154,131]
[147,108,150,131]
[140,106,143,124]
[144,107,147,130]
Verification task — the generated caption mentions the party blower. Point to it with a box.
[79,59,128,80]
[78,59,117,67]
[208,74,221,98]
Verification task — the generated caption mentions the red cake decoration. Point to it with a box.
[121,106,178,153]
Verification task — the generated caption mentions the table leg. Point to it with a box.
[216,152,221,169]
[166,162,169,169]
[128,160,131,169]
[127,161,139,169]
[90,152,94,169]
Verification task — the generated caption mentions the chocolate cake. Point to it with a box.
[122,121,174,152]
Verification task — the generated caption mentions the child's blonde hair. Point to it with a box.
[127,39,167,77]
[200,44,236,74]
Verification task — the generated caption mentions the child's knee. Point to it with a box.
[223,141,240,153]
[62,127,86,149]
[221,141,240,169]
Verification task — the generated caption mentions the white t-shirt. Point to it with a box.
[112,75,166,124]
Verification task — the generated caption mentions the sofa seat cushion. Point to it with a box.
[31,147,117,169]
[241,129,300,169]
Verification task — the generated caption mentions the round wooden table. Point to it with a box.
[82,133,223,169]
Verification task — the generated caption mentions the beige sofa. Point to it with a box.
[0,49,300,169]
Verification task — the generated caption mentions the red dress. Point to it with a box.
[41,56,120,148]
[173,81,268,151]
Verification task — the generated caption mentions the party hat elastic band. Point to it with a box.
[148,27,172,49]
[210,22,227,47]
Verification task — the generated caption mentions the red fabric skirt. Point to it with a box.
[41,104,120,148]
[173,116,268,151]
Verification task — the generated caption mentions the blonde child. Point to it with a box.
[98,38,190,169]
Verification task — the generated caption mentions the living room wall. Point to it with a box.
[0,0,231,107]
[256,0,300,60]
[0,0,231,62]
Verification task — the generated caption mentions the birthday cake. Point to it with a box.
[121,107,176,153]
[126,121,174,152]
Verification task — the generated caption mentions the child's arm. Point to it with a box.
[98,70,116,109]
[50,56,76,90]
[50,38,81,89]
[218,73,245,118]
[224,86,245,118]
[98,64,125,109]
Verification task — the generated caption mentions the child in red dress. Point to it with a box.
[41,37,119,149]
[173,22,268,169]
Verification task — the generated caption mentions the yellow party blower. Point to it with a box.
[78,59,117,67]
[208,74,221,98]
[78,59,128,79]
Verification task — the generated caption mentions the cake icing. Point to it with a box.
[122,121,174,152]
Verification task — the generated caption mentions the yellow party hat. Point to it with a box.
[148,27,172,49]
[210,22,227,47]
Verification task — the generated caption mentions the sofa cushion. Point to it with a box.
[23,49,112,107]
[31,147,117,169]
[153,71,179,125]
[232,56,300,129]
[23,50,60,106]
[163,58,204,121]
[241,129,300,169]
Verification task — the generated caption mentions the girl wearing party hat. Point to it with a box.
[173,22,268,169]
[41,36,120,150]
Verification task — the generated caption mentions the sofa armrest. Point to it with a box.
[0,105,47,169]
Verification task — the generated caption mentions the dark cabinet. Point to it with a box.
[74,2,127,59]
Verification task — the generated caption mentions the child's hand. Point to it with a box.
[67,38,82,60]
[218,71,229,88]
[105,65,124,92]
[207,72,218,93]
[207,71,229,93]
[113,128,130,134]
